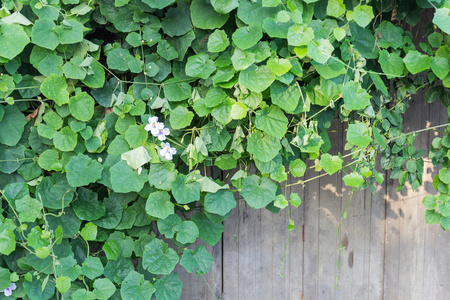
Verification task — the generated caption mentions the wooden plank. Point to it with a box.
[270,197,290,299]
[367,173,387,299]
[317,120,343,299]
[288,171,305,299]
[222,197,240,300]
[302,160,321,299]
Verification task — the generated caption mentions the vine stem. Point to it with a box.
[202,275,219,300]
[283,121,450,189]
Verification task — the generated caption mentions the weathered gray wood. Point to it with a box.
[183,95,450,300]
[288,171,304,300]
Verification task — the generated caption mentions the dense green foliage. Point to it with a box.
[0,0,450,298]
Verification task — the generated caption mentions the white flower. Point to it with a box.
[159,143,176,160]
[1,283,16,297]
[153,127,170,141]
[144,116,164,133]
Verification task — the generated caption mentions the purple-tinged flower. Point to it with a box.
[153,127,170,141]
[160,143,176,160]
[1,283,16,297]
[144,116,164,133]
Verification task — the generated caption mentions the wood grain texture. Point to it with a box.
[182,94,450,300]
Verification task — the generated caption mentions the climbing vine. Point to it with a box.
[0,0,450,298]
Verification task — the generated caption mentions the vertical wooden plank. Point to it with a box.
[270,198,290,299]
[237,204,259,299]
[258,208,274,300]
[222,196,240,300]
[302,160,320,299]
[317,120,343,299]
[289,171,305,299]
[368,173,387,299]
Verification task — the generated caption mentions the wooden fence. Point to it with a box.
[175,90,450,299]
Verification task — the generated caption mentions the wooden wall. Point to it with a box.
[176,90,450,299]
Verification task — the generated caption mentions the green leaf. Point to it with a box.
[56,277,71,294]
[72,188,105,221]
[142,239,179,275]
[80,222,97,241]
[205,87,227,108]
[154,273,183,300]
[431,57,450,80]
[110,160,147,193]
[142,0,175,9]
[377,21,404,49]
[63,57,87,80]
[208,29,230,53]
[425,209,440,224]
[65,153,104,187]
[121,271,156,300]
[41,74,70,105]
[0,145,25,174]
[239,64,275,93]
[274,194,288,209]
[290,193,302,207]
[240,174,277,209]
[69,92,95,122]
[342,81,372,111]
[0,230,16,255]
[164,78,192,102]
[82,257,104,280]
[231,48,255,71]
[353,5,374,28]
[287,24,314,46]
[23,277,55,300]
[81,60,106,89]
[0,105,27,146]
[320,154,343,175]
[255,106,288,139]
[347,123,372,147]
[211,0,238,13]
[237,0,281,26]
[204,189,236,216]
[124,125,148,148]
[289,159,306,177]
[180,245,213,275]
[267,57,292,76]
[403,50,431,74]
[170,106,194,129]
[270,81,300,113]
[36,172,74,209]
[171,174,201,204]
[185,53,216,79]
[161,6,192,37]
[232,24,263,50]
[378,50,404,79]
[176,220,199,244]
[31,19,59,50]
[0,24,29,59]
[433,7,450,34]
[327,0,345,18]
[149,163,177,191]
[439,168,450,184]
[307,39,334,64]
[16,195,42,222]
[343,172,364,188]
[146,191,174,219]
[247,130,282,162]
[191,0,229,29]
[157,214,182,239]
[93,278,116,300]
[191,212,224,246]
